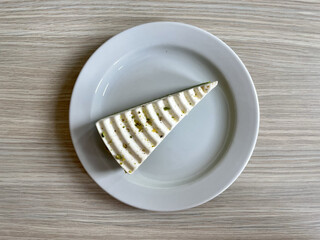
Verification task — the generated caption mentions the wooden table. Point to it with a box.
[1,1,319,239]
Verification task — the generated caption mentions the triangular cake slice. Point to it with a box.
[96,81,218,174]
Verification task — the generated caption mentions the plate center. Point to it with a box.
[91,45,234,187]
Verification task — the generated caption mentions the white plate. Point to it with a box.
[69,22,259,211]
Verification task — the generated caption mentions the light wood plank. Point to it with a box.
[0,0,319,239]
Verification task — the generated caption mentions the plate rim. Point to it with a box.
[69,21,260,211]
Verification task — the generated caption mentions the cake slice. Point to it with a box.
[96,81,218,174]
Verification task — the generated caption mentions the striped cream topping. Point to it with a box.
[96,81,218,174]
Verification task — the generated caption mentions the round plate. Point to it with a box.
[69,22,259,211]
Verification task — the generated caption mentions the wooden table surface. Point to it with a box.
[1,1,320,239]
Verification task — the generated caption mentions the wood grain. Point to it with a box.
[0,0,320,239]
